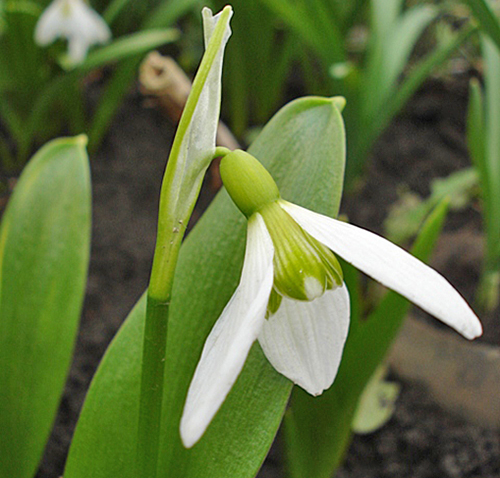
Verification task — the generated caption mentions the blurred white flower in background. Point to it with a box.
[34,0,111,64]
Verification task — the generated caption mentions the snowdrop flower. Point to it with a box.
[180,149,482,448]
[34,0,111,64]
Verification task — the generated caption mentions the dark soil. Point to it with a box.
[34,78,499,477]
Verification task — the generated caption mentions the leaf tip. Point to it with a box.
[330,96,346,112]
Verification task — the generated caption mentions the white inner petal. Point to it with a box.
[180,213,274,448]
[258,284,350,396]
[282,201,482,340]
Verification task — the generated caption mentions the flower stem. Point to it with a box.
[136,296,169,477]
[135,9,232,476]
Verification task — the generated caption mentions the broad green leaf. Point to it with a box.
[0,136,91,478]
[78,29,178,71]
[284,199,449,478]
[65,95,346,478]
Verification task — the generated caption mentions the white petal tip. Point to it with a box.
[297,374,333,396]
[462,318,483,340]
[307,385,328,397]
[180,419,201,449]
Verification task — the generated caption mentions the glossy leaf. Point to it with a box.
[0,136,91,478]
[284,199,449,478]
[65,96,346,478]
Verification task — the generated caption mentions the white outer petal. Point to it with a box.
[258,284,350,396]
[282,201,482,340]
[180,213,274,448]
[34,0,66,45]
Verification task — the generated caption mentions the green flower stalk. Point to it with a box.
[136,7,232,476]
[180,149,482,448]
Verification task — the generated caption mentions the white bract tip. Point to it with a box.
[174,5,232,183]
[34,0,111,64]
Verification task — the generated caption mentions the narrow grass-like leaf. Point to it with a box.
[474,34,500,309]
[380,6,436,99]
[65,96,345,478]
[482,35,500,233]
[214,0,295,133]
[79,29,178,72]
[0,136,91,478]
[363,5,437,127]
[371,0,404,39]
[261,0,344,65]
[348,26,474,183]
[384,167,478,244]
[284,199,449,478]
[466,0,500,51]
[103,0,132,24]
[467,78,486,184]
[144,0,201,29]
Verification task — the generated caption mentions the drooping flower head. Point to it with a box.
[34,0,111,64]
[180,149,482,448]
